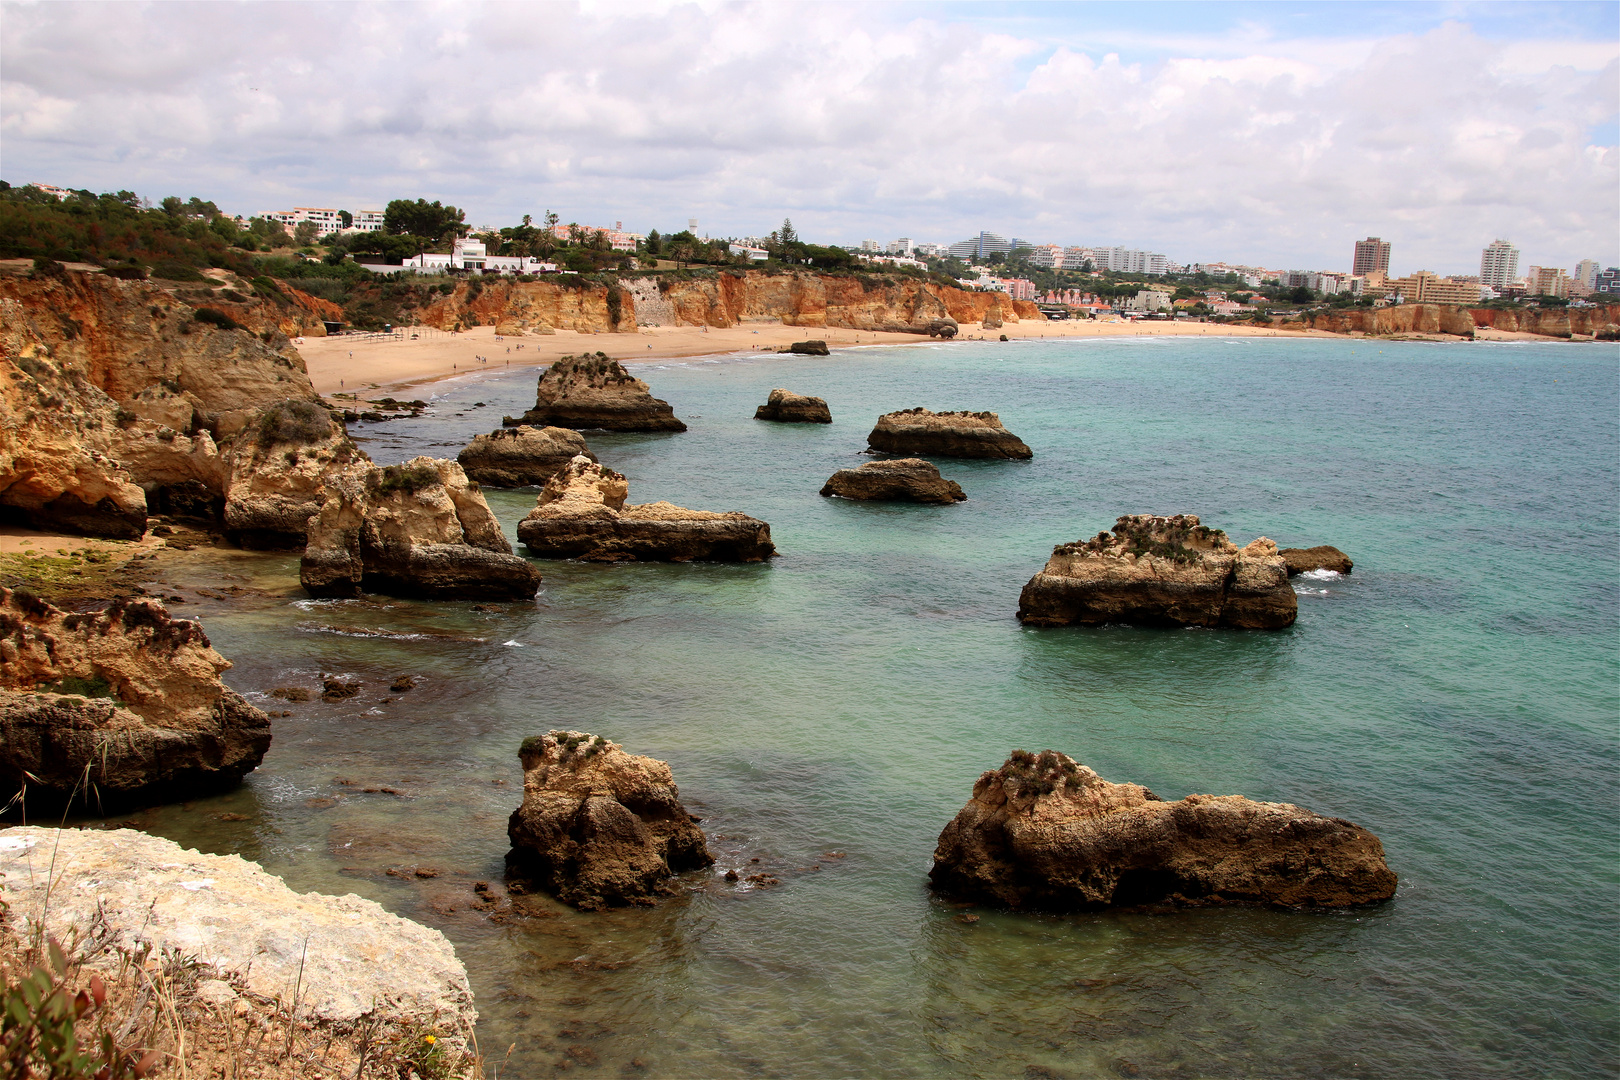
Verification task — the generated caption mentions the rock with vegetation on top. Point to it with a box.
[1278,545,1354,576]
[517,455,775,562]
[1016,514,1297,629]
[754,388,832,423]
[456,426,596,487]
[300,457,542,600]
[506,352,686,432]
[820,458,965,504]
[220,398,360,547]
[929,750,1398,910]
[787,340,830,356]
[867,408,1033,460]
[0,588,270,805]
[506,730,714,910]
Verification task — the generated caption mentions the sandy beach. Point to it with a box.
[296,317,1328,397]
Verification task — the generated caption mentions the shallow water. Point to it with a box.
[87,337,1618,1077]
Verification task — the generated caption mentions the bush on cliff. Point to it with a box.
[256,399,333,446]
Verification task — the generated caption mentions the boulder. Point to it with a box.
[506,352,686,432]
[300,457,542,601]
[506,730,713,910]
[456,426,595,487]
[928,750,1398,910]
[867,407,1033,460]
[925,319,959,339]
[754,388,832,423]
[1017,514,1296,629]
[517,456,775,563]
[787,340,830,356]
[982,312,1003,330]
[0,588,271,805]
[1279,545,1354,576]
[820,458,965,504]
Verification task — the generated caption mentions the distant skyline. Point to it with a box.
[2,1,1616,276]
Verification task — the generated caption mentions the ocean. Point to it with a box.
[118,335,1616,1077]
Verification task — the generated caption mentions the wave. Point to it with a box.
[296,622,487,643]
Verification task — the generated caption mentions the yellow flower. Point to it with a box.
[424,1035,437,1045]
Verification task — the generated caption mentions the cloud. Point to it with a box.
[1,2,1615,273]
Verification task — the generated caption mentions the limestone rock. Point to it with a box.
[509,352,686,432]
[982,312,1004,330]
[754,388,832,423]
[867,408,1033,460]
[0,827,476,1029]
[456,426,596,487]
[506,731,713,910]
[1279,545,1354,576]
[929,750,1397,910]
[517,456,775,563]
[0,588,270,803]
[787,340,830,355]
[1017,514,1296,629]
[221,399,360,547]
[925,319,960,338]
[300,457,542,600]
[820,458,965,504]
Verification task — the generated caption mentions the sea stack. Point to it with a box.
[1016,514,1297,629]
[456,426,596,487]
[867,408,1033,459]
[517,455,775,563]
[507,352,686,431]
[754,388,832,423]
[1279,545,1354,576]
[929,750,1398,910]
[506,731,714,910]
[0,588,271,806]
[820,458,965,504]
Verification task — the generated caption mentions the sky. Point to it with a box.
[2,1,1616,276]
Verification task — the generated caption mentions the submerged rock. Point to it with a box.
[0,588,271,805]
[820,458,965,504]
[1279,545,1354,576]
[456,426,595,487]
[929,750,1397,910]
[754,388,832,423]
[506,730,713,910]
[867,408,1032,460]
[1016,514,1296,629]
[507,352,686,432]
[300,457,542,600]
[517,456,775,562]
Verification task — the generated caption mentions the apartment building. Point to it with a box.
[1479,239,1520,289]
[1526,266,1571,298]
[1389,271,1481,305]
[265,207,347,237]
[1353,237,1392,276]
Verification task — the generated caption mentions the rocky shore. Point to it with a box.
[820,458,966,504]
[507,352,686,431]
[755,388,832,423]
[929,750,1398,910]
[867,408,1033,460]
[456,425,596,486]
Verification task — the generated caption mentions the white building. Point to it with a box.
[365,238,558,275]
[887,238,914,255]
[348,209,384,233]
[728,243,769,261]
[265,207,347,237]
[1123,289,1171,313]
[1575,259,1600,288]
[1480,240,1520,289]
[1027,244,1065,269]
[1090,247,1168,275]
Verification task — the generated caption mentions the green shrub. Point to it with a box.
[255,398,332,446]
[153,260,207,282]
[371,462,440,497]
[193,307,241,331]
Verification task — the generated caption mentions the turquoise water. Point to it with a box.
[120,336,1614,1077]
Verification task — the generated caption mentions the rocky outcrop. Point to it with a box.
[754,388,832,423]
[300,457,542,600]
[820,458,965,504]
[0,588,270,804]
[1016,514,1297,629]
[1279,545,1353,575]
[506,730,713,910]
[1303,302,1620,339]
[867,408,1033,460]
[787,340,830,355]
[0,827,476,1030]
[418,278,632,334]
[218,399,361,547]
[929,750,1398,910]
[517,456,775,562]
[1468,303,1620,338]
[507,353,686,432]
[456,426,595,487]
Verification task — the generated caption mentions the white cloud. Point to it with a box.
[1,2,1614,273]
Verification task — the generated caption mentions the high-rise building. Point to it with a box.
[946,231,1010,261]
[1593,268,1620,295]
[1352,237,1391,276]
[1574,259,1600,288]
[1527,266,1571,298]
[1479,240,1520,289]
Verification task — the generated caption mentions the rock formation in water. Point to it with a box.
[517,455,775,562]
[456,426,596,487]
[1016,514,1297,629]
[300,457,542,600]
[506,730,713,910]
[1279,545,1354,576]
[754,388,832,423]
[929,750,1398,910]
[0,587,271,804]
[787,340,830,356]
[820,458,965,504]
[507,352,686,432]
[867,408,1033,460]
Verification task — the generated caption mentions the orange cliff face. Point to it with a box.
[1305,301,1620,339]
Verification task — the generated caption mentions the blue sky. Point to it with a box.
[2,1,1615,274]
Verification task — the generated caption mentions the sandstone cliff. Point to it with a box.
[506,730,713,910]
[929,750,1397,910]
[1017,514,1297,629]
[457,425,595,487]
[1304,301,1620,339]
[0,587,270,803]
[867,408,1033,460]
[820,458,965,504]
[508,352,686,432]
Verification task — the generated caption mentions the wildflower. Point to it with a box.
[424,1035,437,1045]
